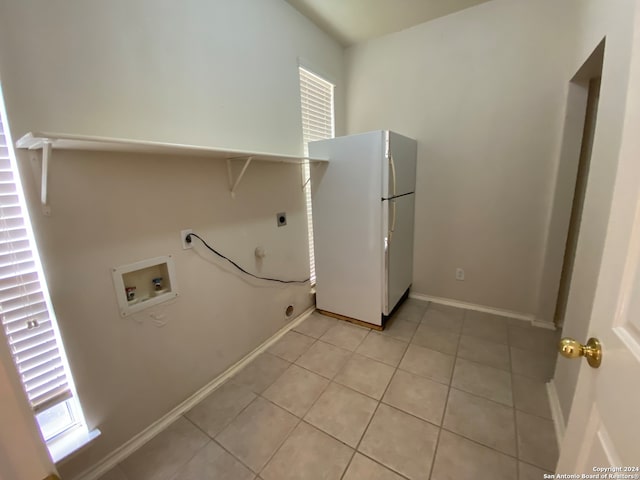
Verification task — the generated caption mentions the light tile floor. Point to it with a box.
[99,300,561,480]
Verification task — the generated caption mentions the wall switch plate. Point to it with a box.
[455,268,465,281]
[276,212,287,227]
[181,229,193,249]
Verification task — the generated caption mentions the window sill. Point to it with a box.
[49,426,101,464]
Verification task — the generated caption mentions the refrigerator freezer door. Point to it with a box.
[383,193,415,315]
[383,131,418,199]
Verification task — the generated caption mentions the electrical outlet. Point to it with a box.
[455,268,465,281]
[276,212,287,227]
[181,229,193,249]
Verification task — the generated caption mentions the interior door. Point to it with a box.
[556,17,640,471]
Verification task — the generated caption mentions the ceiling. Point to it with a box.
[285,0,492,47]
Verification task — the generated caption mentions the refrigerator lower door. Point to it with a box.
[383,194,415,315]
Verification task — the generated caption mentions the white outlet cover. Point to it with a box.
[456,268,465,281]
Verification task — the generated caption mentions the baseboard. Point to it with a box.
[74,306,316,480]
[410,292,535,324]
[546,379,566,449]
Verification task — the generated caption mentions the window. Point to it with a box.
[0,85,88,456]
[299,66,335,285]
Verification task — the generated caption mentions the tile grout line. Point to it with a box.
[185,303,559,479]
[248,304,465,477]
[183,383,282,477]
[438,425,519,462]
[309,306,555,475]
[445,367,514,407]
[453,351,513,374]
[111,312,320,480]
[349,452,412,480]
[344,302,511,479]
[183,304,556,480]
[256,387,327,476]
[427,305,464,480]
[258,341,347,477]
[257,322,369,478]
[289,325,366,381]
[512,405,556,422]
[449,313,521,469]
[427,322,557,470]
[266,329,319,363]
[208,333,324,477]
[508,323,522,479]
[369,383,524,461]
[338,301,429,480]
[510,327,562,473]
[117,352,293,479]
[181,414,259,477]
[506,321,565,473]
[341,309,420,480]
[118,341,304,479]
[272,321,365,385]
[330,324,374,480]
[410,334,542,464]
[436,308,550,472]
[519,458,554,474]
[114,310,411,480]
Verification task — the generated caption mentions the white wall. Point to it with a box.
[345,0,637,424]
[0,0,344,477]
[345,0,584,317]
[0,0,344,154]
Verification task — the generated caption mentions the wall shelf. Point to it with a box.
[15,131,328,205]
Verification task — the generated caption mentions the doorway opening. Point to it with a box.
[554,41,605,327]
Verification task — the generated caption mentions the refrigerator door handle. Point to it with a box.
[389,153,397,197]
[390,199,396,241]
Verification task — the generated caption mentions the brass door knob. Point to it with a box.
[558,337,602,368]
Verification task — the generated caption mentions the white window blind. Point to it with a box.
[0,108,72,416]
[299,66,335,285]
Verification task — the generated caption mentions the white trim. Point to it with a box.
[410,292,535,324]
[73,306,316,480]
[546,379,566,449]
[532,318,557,330]
[50,426,101,464]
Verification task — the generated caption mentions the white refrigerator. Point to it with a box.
[310,131,417,327]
